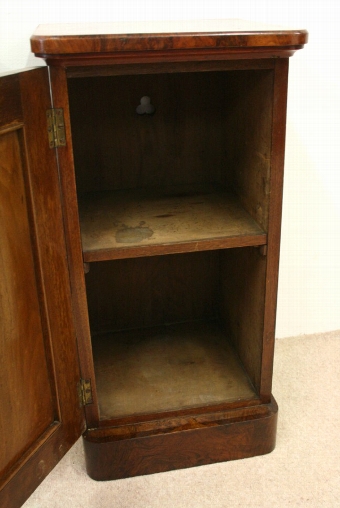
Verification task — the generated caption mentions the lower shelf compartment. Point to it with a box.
[92,320,257,420]
[83,398,278,480]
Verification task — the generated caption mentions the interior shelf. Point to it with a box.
[79,185,266,261]
[92,320,258,420]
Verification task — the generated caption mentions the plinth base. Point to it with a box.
[83,398,278,481]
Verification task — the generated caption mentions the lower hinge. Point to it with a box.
[47,108,66,148]
[78,378,93,406]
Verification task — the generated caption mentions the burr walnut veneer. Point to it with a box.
[0,20,307,507]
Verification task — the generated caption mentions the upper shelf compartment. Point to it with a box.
[80,186,266,261]
[68,67,275,262]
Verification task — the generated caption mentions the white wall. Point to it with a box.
[1,1,339,338]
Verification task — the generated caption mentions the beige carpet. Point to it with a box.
[23,331,340,508]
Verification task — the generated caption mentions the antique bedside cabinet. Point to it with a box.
[0,20,307,507]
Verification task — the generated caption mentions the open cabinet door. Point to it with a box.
[0,68,85,507]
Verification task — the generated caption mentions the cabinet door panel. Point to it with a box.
[0,68,84,508]
[0,127,56,477]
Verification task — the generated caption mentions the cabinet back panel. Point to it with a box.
[68,70,273,232]
[68,72,225,192]
[85,251,219,333]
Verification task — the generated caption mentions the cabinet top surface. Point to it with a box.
[31,19,308,57]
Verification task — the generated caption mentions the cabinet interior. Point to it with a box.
[67,66,274,421]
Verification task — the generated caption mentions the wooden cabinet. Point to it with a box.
[0,20,307,506]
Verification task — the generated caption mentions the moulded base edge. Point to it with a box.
[83,398,278,481]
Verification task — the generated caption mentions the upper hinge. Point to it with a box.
[78,378,93,406]
[46,108,66,148]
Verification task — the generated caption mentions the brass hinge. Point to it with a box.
[46,108,66,148]
[78,379,93,406]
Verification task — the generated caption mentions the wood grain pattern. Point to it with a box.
[83,398,278,480]
[68,71,227,194]
[68,68,274,253]
[0,74,21,129]
[0,21,306,498]
[219,247,267,392]
[0,68,84,508]
[85,251,219,333]
[43,48,302,69]
[67,58,275,79]
[0,128,55,478]
[48,65,101,427]
[260,58,290,400]
[19,67,84,437]
[92,321,256,419]
[222,69,274,230]
[85,249,264,421]
[30,20,307,56]
[57,39,294,481]
[92,400,263,434]
[80,187,266,261]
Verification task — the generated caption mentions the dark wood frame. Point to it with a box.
[0,21,307,506]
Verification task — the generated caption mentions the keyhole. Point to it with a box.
[136,96,155,115]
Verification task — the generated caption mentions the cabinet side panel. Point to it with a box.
[219,247,266,392]
[0,129,55,478]
[225,70,274,231]
[260,58,289,397]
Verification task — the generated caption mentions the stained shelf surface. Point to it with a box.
[79,186,266,261]
[92,320,257,419]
